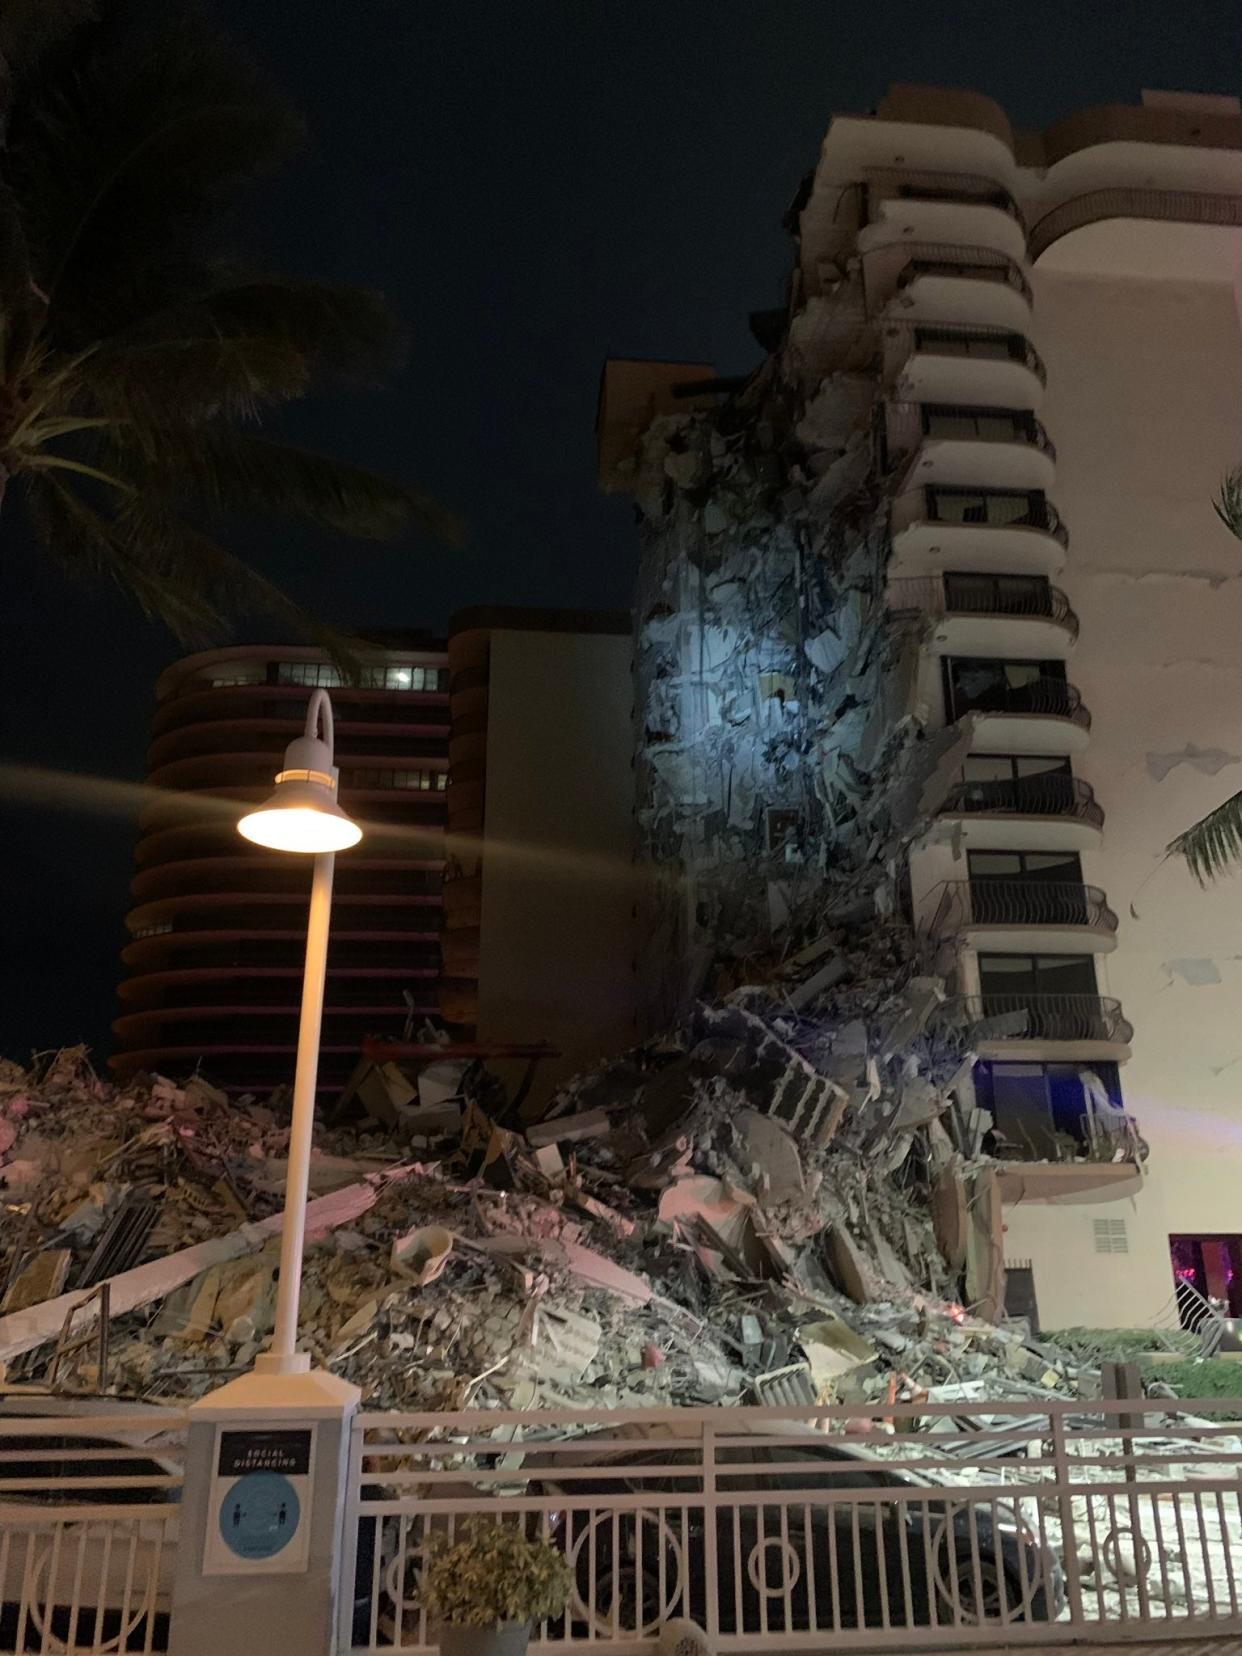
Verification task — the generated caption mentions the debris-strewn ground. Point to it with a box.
[0,923,1115,1412]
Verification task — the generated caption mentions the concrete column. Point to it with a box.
[169,1367,361,1656]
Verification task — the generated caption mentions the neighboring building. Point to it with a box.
[441,608,639,1102]
[111,637,450,1097]
[599,86,1242,1329]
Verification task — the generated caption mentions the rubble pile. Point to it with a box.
[0,921,1093,1411]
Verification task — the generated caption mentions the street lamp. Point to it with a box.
[238,688,360,1374]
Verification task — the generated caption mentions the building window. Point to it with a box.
[131,920,173,940]
[1094,1218,1129,1255]
[914,326,1026,363]
[977,951,1100,1002]
[340,767,447,791]
[974,1061,1123,1161]
[1170,1234,1242,1319]
[943,572,1052,617]
[200,661,265,688]
[942,656,1067,721]
[926,485,1047,530]
[922,404,1035,443]
[956,753,1074,815]
[275,662,447,692]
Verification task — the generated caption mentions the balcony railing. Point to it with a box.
[886,323,1047,386]
[942,991,1134,1045]
[862,166,1026,225]
[946,674,1091,729]
[926,880,1118,940]
[889,244,1034,305]
[924,489,1069,548]
[886,401,1057,462]
[940,774,1103,825]
[889,577,1078,637]
[1030,185,1242,261]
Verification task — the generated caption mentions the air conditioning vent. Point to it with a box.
[1093,1217,1128,1255]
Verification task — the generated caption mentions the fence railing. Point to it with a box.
[939,991,1134,1046]
[886,402,1057,465]
[888,578,1078,637]
[923,489,1069,547]
[890,246,1034,305]
[884,323,1048,387]
[863,167,1027,226]
[924,880,1118,942]
[1030,185,1242,260]
[939,773,1102,821]
[0,1410,183,1655]
[342,1399,1242,1653]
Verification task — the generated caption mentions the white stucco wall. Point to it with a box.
[1000,252,1242,1330]
[476,630,640,1101]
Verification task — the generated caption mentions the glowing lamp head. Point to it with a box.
[237,730,361,853]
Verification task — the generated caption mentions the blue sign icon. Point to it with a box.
[218,1471,301,1561]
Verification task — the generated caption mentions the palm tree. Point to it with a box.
[1168,468,1242,880]
[0,1,458,654]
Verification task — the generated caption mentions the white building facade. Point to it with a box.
[832,86,1242,1330]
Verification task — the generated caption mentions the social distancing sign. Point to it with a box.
[202,1426,316,1575]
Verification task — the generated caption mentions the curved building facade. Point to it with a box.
[111,638,450,1096]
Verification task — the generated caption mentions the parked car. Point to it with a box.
[534,1420,1065,1637]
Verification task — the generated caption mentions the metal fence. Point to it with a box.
[0,1410,183,1655]
[342,1398,1242,1654]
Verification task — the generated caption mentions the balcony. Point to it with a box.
[874,248,1033,333]
[948,673,1091,756]
[889,576,1077,656]
[937,775,1103,850]
[995,1107,1146,1204]
[885,402,1056,492]
[858,170,1028,264]
[942,992,1133,1061]
[924,880,1118,954]
[891,487,1068,578]
[884,324,1046,411]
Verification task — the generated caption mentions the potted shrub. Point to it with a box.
[423,1519,571,1656]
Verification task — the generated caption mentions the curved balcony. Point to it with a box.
[891,488,1068,578]
[1030,185,1242,263]
[869,243,1033,330]
[952,675,1091,756]
[885,402,1056,492]
[889,576,1077,656]
[937,775,1103,850]
[924,880,1118,954]
[884,324,1046,411]
[858,170,1028,264]
[941,992,1133,1062]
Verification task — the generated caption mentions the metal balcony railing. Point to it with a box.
[887,244,1034,305]
[862,166,1027,226]
[889,577,1078,637]
[926,880,1118,940]
[924,490,1070,548]
[942,991,1134,1045]
[946,674,1091,729]
[886,401,1057,463]
[885,323,1047,386]
[1030,185,1242,261]
[940,774,1103,824]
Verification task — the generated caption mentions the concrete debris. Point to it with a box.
[0,991,1115,1419]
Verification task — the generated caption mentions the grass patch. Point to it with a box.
[1044,1326,1200,1363]
[1139,1358,1242,1418]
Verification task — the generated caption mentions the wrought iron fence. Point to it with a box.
[888,578,1077,636]
[940,773,1101,820]
[924,880,1118,941]
[0,1410,183,1655]
[342,1399,1242,1653]
[941,991,1134,1046]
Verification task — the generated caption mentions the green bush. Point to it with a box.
[1044,1326,1200,1363]
[423,1521,571,1629]
[1140,1358,1242,1418]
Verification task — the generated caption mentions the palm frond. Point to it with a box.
[1168,786,1242,884]
[1214,467,1242,541]
[117,426,465,545]
[75,331,310,431]
[184,277,407,385]
[22,469,364,667]
[8,7,303,343]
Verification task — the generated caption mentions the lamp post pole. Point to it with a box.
[264,846,335,1372]
[236,687,361,1378]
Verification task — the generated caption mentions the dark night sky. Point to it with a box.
[2,0,1238,1060]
